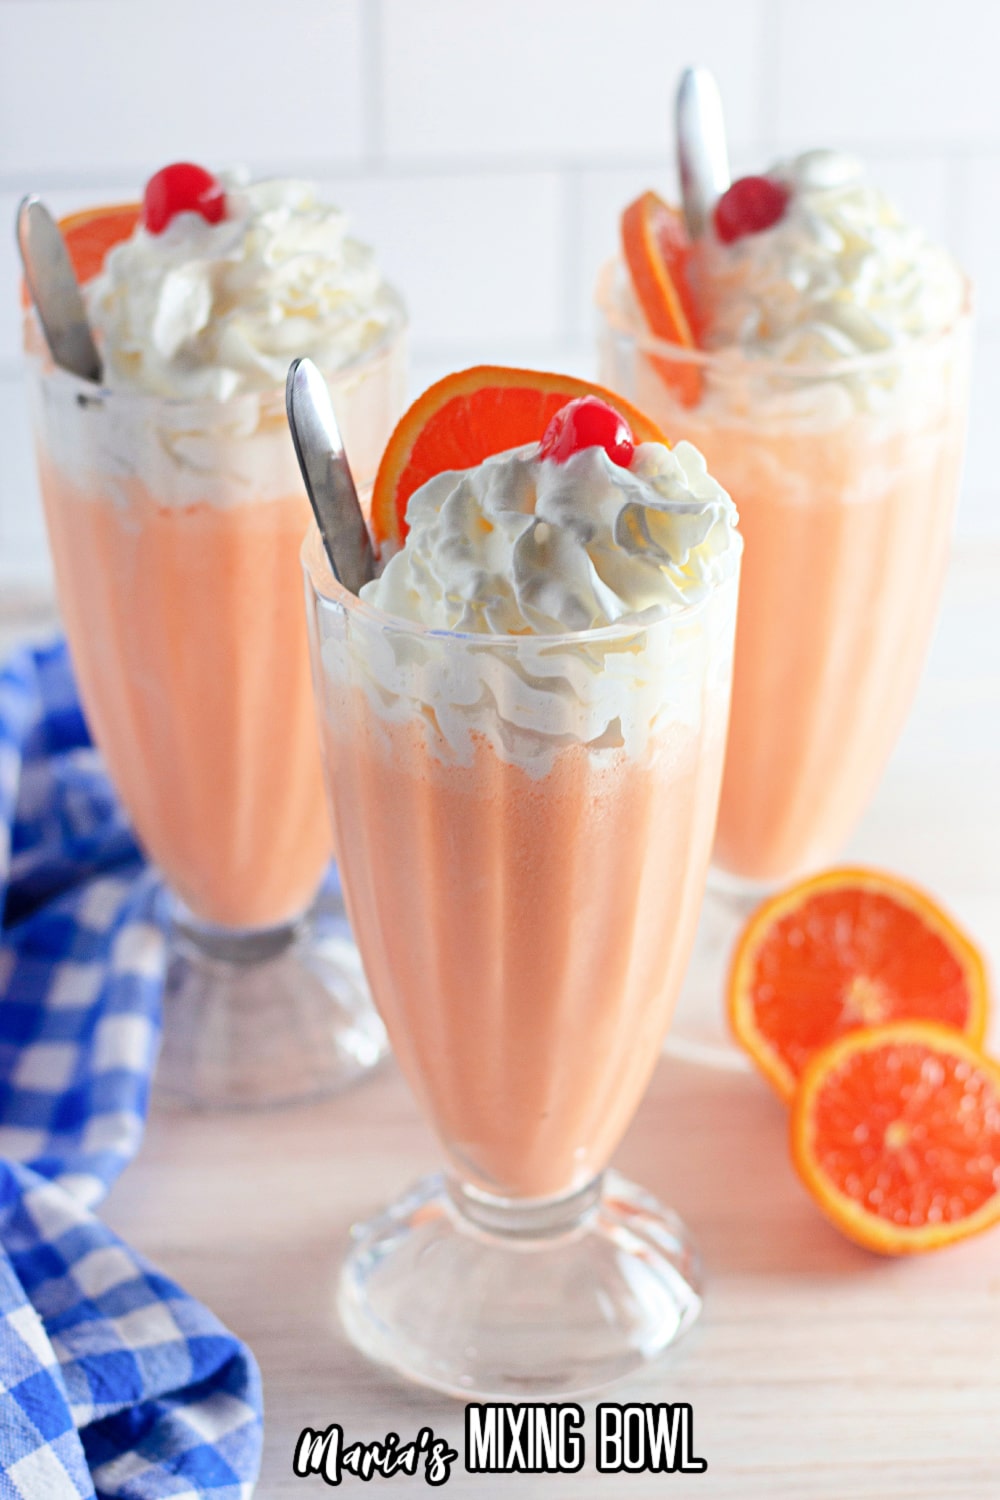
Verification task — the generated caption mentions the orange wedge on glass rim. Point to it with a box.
[620,190,702,408]
[369,365,668,551]
[791,1021,1000,1256]
[729,867,989,1103]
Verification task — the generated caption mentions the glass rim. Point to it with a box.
[594,258,973,380]
[301,524,738,649]
[22,283,408,414]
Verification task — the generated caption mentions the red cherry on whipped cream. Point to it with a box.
[713,175,789,245]
[142,163,226,235]
[538,396,635,469]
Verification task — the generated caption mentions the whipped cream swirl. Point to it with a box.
[363,439,739,633]
[88,173,400,399]
[689,151,966,363]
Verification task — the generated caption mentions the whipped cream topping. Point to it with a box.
[688,150,966,363]
[363,439,739,633]
[329,436,740,776]
[88,173,400,400]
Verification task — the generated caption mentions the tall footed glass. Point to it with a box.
[25,306,406,1107]
[597,262,972,1066]
[304,528,738,1397]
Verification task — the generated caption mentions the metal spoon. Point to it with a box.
[676,66,731,239]
[286,357,376,594]
[16,196,103,382]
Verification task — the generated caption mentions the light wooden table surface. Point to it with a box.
[5,540,1000,1498]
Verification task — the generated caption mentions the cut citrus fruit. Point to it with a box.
[621,190,702,408]
[370,365,668,550]
[791,1021,1000,1255]
[729,867,989,1102]
[57,204,141,285]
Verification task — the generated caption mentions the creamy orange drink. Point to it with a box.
[304,377,741,1395]
[599,150,970,887]
[25,164,406,1105]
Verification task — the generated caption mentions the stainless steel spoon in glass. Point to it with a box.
[16,196,103,383]
[286,356,377,594]
[675,66,731,240]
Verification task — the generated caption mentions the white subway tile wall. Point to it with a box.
[1,0,997,582]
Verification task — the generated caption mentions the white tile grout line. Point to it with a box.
[559,169,584,347]
[3,141,999,196]
[946,154,970,268]
[757,0,783,154]
[360,0,385,168]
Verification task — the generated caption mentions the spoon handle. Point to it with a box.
[17,197,103,383]
[286,357,376,595]
[676,67,731,239]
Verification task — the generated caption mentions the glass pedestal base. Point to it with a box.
[155,880,388,1109]
[338,1171,702,1399]
[664,873,771,1071]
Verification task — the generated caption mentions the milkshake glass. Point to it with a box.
[597,152,971,1064]
[303,416,741,1394]
[24,176,407,1105]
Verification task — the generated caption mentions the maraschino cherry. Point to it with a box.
[142,163,226,235]
[538,396,635,469]
[713,175,789,245]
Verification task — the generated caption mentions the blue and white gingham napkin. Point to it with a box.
[0,639,262,1499]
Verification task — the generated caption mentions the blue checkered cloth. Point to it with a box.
[0,639,262,1499]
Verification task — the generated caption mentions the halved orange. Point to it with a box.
[20,202,141,309]
[621,191,702,408]
[729,868,989,1102]
[792,1021,1000,1255]
[370,365,668,550]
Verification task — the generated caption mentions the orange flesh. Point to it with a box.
[739,882,985,1092]
[792,1023,1000,1252]
[370,366,667,549]
[620,192,701,407]
[60,203,142,283]
[809,1034,1000,1228]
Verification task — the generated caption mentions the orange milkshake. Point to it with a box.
[35,461,324,930]
[324,665,725,1200]
[29,370,402,930]
[24,164,406,1105]
[304,377,741,1394]
[600,310,970,884]
[599,149,970,886]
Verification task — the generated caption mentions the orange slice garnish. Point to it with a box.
[791,1021,1000,1255]
[620,191,702,407]
[370,365,668,551]
[20,202,141,310]
[59,202,142,283]
[729,867,989,1103]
